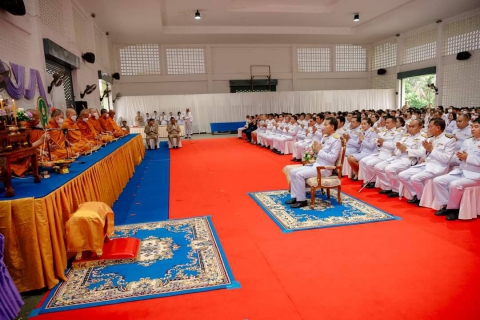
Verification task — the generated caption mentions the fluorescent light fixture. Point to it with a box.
[195,10,201,20]
[354,13,359,22]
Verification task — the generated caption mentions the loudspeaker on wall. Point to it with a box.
[377,69,387,75]
[456,51,471,60]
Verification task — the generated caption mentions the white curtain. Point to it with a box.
[115,89,395,133]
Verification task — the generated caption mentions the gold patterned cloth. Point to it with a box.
[0,134,145,292]
[66,202,115,256]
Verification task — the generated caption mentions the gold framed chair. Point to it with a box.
[283,138,346,209]
[306,138,347,208]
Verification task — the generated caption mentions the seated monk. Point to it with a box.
[77,109,107,144]
[88,108,113,142]
[98,109,124,138]
[108,110,126,137]
[47,109,83,157]
[61,108,97,152]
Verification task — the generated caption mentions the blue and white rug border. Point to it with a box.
[30,216,240,316]
[248,190,401,233]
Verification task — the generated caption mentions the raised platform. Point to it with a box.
[210,121,245,134]
[0,134,145,292]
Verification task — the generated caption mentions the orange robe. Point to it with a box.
[108,118,126,137]
[99,116,124,138]
[84,116,113,142]
[47,118,83,156]
[62,118,98,151]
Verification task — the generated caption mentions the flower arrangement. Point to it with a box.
[302,144,317,163]
[15,108,32,121]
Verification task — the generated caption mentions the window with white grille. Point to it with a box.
[444,14,480,56]
[39,0,66,38]
[297,47,331,72]
[335,45,367,71]
[403,28,437,64]
[165,48,206,75]
[371,40,397,71]
[119,44,161,76]
[371,74,397,90]
[442,59,480,108]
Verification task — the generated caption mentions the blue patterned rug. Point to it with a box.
[32,217,239,315]
[249,190,399,232]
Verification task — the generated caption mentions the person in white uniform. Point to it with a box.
[450,114,472,168]
[153,111,159,125]
[343,116,362,156]
[431,117,480,220]
[292,118,315,161]
[183,108,193,139]
[375,119,426,197]
[160,112,168,125]
[286,117,342,208]
[445,112,457,134]
[238,115,251,138]
[274,116,299,154]
[359,116,403,188]
[398,118,456,205]
[176,111,184,125]
[347,118,378,181]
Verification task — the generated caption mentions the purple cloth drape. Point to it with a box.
[0,59,50,106]
[0,60,25,100]
[0,234,23,320]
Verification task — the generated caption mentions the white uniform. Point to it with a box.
[345,127,362,155]
[398,132,456,200]
[445,120,457,134]
[350,128,378,161]
[183,111,193,137]
[374,132,425,192]
[450,125,472,167]
[274,123,299,154]
[293,126,315,160]
[432,137,480,210]
[264,121,283,149]
[359,127,403,183]
[290,134,342,202]
[160,114,168,125]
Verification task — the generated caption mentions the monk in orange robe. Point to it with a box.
[108,110,126,137]
[47,109,83,157]
[62,108,101,150]
[98,109,124,138]
[86,108,113,142]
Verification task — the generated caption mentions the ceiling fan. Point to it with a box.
[100,88,111,102]
[113,92,122,103]
[47,71,65,94]
[80,84,97,99]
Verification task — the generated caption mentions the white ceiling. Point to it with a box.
[80,0,480,45]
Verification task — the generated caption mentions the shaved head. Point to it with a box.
[80,109,90,118]
[27,109,40,126]
[66,108,77,116]
[51,109,64,118]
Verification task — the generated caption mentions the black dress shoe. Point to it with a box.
[365,182,376,189]
[407,195,418,204]
[446,211,459,221]
[285,198,297,204]
[290,200,308,208]
[435,206,448,216]
[387,192,399,198]
[379,190,392,194]
[291,158,297,161]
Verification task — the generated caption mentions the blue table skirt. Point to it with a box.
[210,122,245,133]
[0,134,138,200]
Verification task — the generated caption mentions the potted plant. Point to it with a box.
[15,108,32,128]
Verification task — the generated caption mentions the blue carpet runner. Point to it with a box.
[113,141,170,225]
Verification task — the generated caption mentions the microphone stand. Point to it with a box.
[62,128,70,159]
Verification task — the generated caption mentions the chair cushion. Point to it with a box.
[306,176,342,188]
[283,164,303,183]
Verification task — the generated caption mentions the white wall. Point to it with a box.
[0,0,115,111]
[370,8,480,108]
[116,44,370,96]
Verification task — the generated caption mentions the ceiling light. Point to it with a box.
[354,13,359,22]
[195,10,201,20]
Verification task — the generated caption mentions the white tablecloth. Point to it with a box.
[130,125,185,139]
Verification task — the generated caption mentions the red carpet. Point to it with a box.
[34,138,480,319]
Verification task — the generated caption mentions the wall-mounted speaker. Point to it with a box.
[0,0,26,16]
[82,52,96,64]
[377,68,387,75]
[112,72,120,80]
[456,51,471,60]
